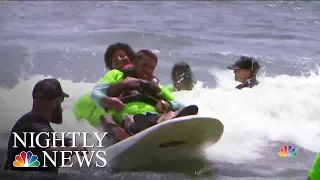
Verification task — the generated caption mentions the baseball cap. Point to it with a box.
[32,78,69,100]
[227,56,255,70]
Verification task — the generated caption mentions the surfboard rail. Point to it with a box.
[102,116,224,170]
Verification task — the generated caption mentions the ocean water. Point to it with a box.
[1,1,320,179]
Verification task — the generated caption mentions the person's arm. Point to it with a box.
[91,82,109,108]
[91,70,126,108]
[91,81,135,109]
[159,86,185,111]
[106,81,130,97]
[35,128,78,168]
[55,137,72,147]
[168,100,185,111]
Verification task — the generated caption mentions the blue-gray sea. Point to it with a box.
[1,1,320,180]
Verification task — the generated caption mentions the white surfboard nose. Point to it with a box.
[104,116,224,170]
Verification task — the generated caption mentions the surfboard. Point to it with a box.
[103,115,224,170]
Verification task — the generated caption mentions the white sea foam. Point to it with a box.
[1,70,320,164]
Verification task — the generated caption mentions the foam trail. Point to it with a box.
[175,69,320,163]
[1,71,320,164]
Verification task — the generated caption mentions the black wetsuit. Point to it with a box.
[236,80,259,89]
[3,113,67,173]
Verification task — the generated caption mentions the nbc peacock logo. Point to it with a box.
[13,151,40,167]
[278,145,298,157]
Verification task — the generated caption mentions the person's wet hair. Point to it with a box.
[104,43,135,70]
[171,62,191,79]
[134,49,158,64]
[244,56,260,82]
[171,62,196,90]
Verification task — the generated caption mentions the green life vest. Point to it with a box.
[72,70,124,127]
[308,152,320,180]
[72,69,175,126]
[103,69,175,124]
[166,85,175,92]
[72,92,104,127]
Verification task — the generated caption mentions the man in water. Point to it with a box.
[227,56,260,89]
[91,50,196,142]
[307,152,320,180]
[166,62,197,92]
[3,78,86,173]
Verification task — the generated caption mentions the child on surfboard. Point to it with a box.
[92,49,198,143]
[72,42,198,144]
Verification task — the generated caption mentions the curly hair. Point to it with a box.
[104,43,135,70]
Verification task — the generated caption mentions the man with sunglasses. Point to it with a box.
[3,78,86,173]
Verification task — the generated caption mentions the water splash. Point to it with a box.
[1,70,320,164]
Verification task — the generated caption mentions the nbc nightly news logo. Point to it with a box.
[12,132,109,168]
